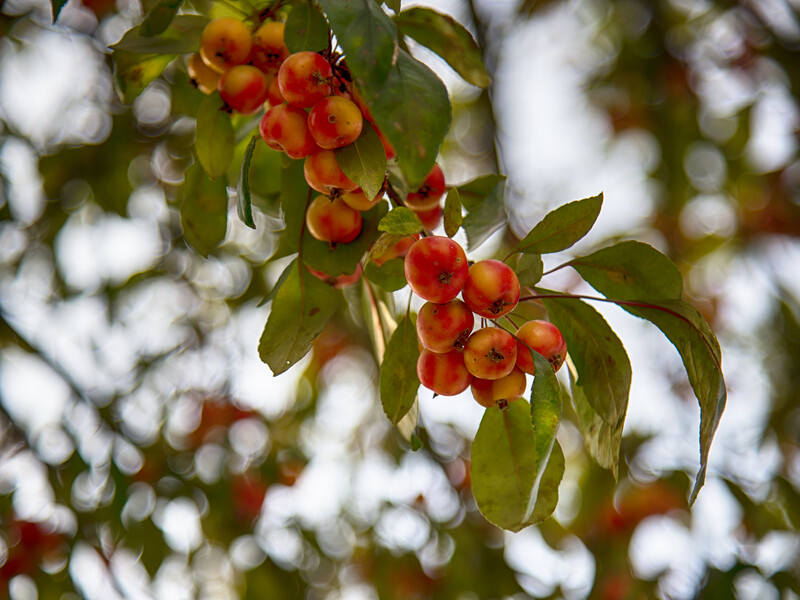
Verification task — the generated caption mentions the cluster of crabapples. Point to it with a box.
[189,16,447,273]
[406,236,567,409]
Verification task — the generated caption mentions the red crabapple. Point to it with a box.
[470,367,527,408]
[251,21,289,74]
[461,259,520,319]
[463,327,517,380]
[514,320,567,374]
[417,349,473,396]
[308,96,364,149]
[260,103,317,159]
[416,205,443,231]
[416,299,474,353]
[200,17,252,74]
[405,164,445,211]
[278,51,333,108]
[266,75,285,106]
[304,148,359,195]
[305,196,363,244]
[218,65,269,114]
[306,263,362,289]
[404,236,468,303]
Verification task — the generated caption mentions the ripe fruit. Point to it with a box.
[462,260,520,319]
[266,75,285,106]
[251,21,289,73]
[304,148,358,194]
[308,96,364,149]
[278,51,333,108]
[305,196,363,243]
[406,163,445,211]
[471,367,527,408]
[218,65,270,114]
[417,349,473,396]
[463,327,517,380]
[188,52,221,94]
[372,235,419,266]
[416,205,443,231]
[307,263,362,288]
[514,320,567,374]
[200,17,252,74]
[341,189,384,212]
[416,299,474,353]
[404,236,468,303]
[260,103,317,159]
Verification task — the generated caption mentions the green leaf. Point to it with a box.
[110,14,208,54]
[516,254,543,287]
[471,399,563,531]
[334,122,387,200]
[51,0,69,22]
[366,232,407,262]
[457,174,505,211]
[513,193,603,255]
[612,298,725,503]
[179,162,228,257]
[258,261,339,375]
[279,155,312,249]
[528,348,561,504]
[540,294,631,428]
[302,202,388,276]
[567,359,623,476]
[258,260,294,307]
[364,49,451,188]
[525,440,564,526]
[112,51,175,104]
[384,0,401,13]
[317,0,398,89]
[379,316,420,424]
[285,2,330,53]
[460,177,506,250]
[195,93,234,179]
[141,0,183,37]
[569,240,683,301]
[395,7,490,88]
[378,207,423,235]
[364,258,407,292]
[236,135,258,229]
[443,187,462,238]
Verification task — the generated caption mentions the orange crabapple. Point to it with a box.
[218,65,270,115]
[304,148,358,194]
[308,96,364,149]
[470,367,527,408]
[463,327,517,380]
[250,21,289,74]
[341,189,384,212]
[200,17,252,74]
[416,299,474,354]
[404,236,468,303]
[417,348,473,396]
[405,163,445,211]
[188,52,220,94]
[260,103,317,159]
[278,51,333,108]
[461,259,520,319]
[514,320,567,375]
[305,195,363,244]
[266,75,285,105]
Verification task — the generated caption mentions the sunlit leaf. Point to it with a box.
[527,347,561,514]
[395,7,490,88]
[258,261,339,375]
[112,51,175,104]
[513,193,602,255]
[111,14,208,53]
[285,1,330,53]
[380,315,420,424]
[334,122,387,200]
[443,187,462,238]
[195,92,234,179]
[236,135,258,229]
[378,207,423,235]
[179,162,228,257]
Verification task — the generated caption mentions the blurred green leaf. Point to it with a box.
[179,162,228,257]
[141,0,183,37]
[516,253,543,287]
[236,135,258,229]
[380,315,420,424]
[51,0,69,22]
[513,193,603,255]
[443,187,463,237]
[285,2,330,53]
[460,177,506,250]
[195,93,234,179]
[111,14,208,53]
[258,261,339,375]
[112,51,175,104]
[334,122,387,200]
[457,174,505,211]
[378,207,423,235]
[396,7,490,88]
[364,258,407,292]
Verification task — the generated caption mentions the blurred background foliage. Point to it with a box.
[0,0,798,598]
